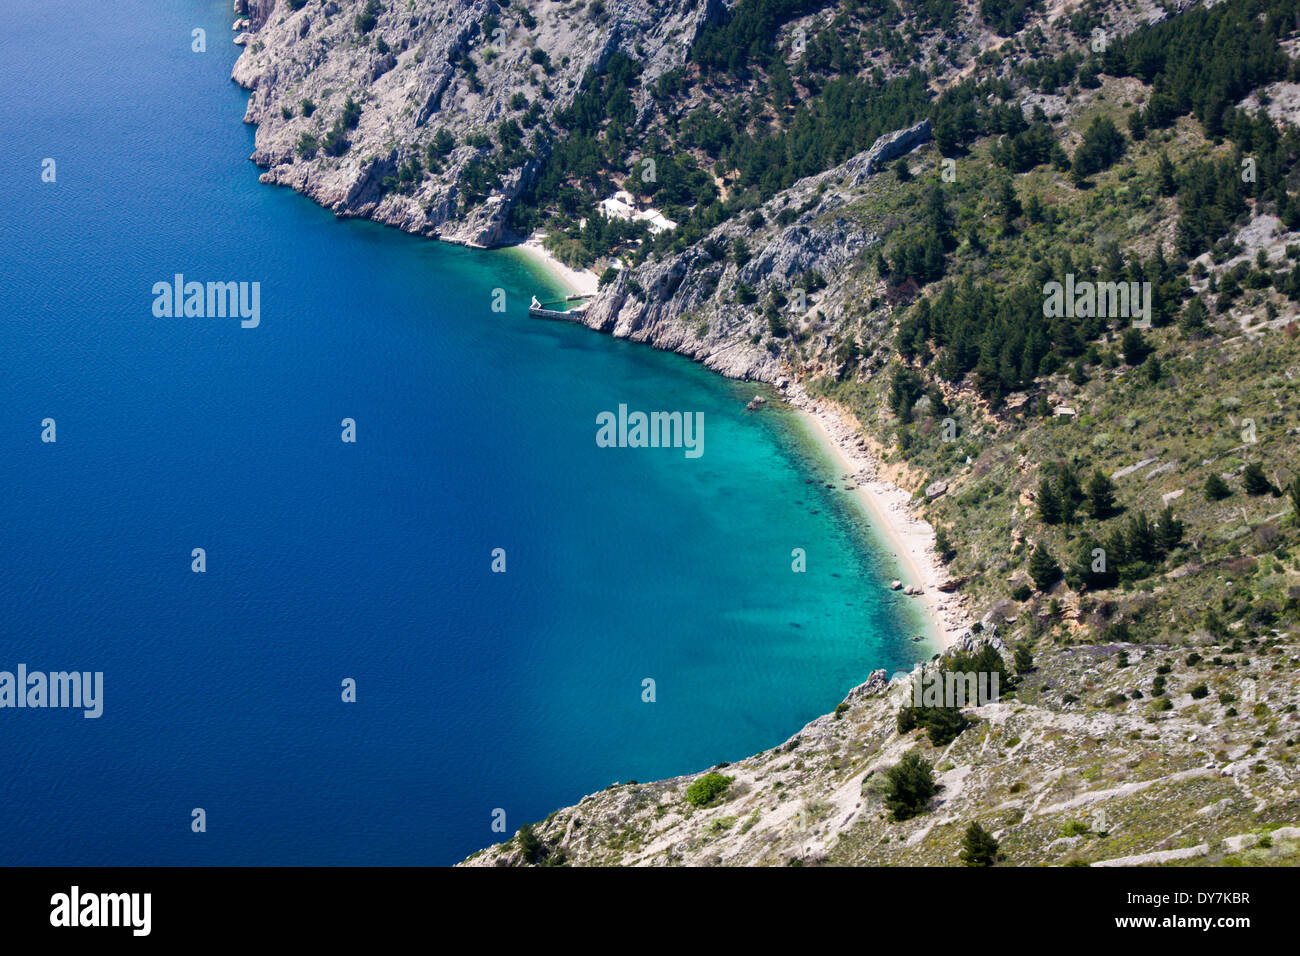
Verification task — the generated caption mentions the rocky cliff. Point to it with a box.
[231,0,722,247]
[569,120,933,382]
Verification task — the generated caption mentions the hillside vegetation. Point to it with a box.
[232,0,1300,866]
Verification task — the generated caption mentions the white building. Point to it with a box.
[596,190,677,234]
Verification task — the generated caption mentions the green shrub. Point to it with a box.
[685,773,734,808]
[960,822,1000,866]
[322,122,349,156]
[517,822,542,864]
[884,750,936,821]
[1243,462,1274,496]
[1028,542,1062,590]
[355,0,381,34]
[1205,473,1232,501]
[341,96,362,130]
[898,702,970,746]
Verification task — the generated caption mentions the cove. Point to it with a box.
[0,0,926,864]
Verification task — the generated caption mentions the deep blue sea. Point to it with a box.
[0,0,924,864]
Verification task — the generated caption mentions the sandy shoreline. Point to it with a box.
[784,385,972,652]
[506,235,600,297]
[503,232,968,651]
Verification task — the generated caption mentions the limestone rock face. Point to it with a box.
[551,120,933,382]
[845,119,933,185]
[246,0,277,30]
[230,0,721,247]
[844,668,890,702]
[228,6,935,395]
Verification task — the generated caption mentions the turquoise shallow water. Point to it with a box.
[0,0,926,864]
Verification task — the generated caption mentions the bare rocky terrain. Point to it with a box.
[232,0,719,246]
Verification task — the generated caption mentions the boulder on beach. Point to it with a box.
[890,580,903,591]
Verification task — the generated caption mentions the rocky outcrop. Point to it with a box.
[550,120,933,383]
[844,119,933,185]
[230,0,719,247]
[246,0,276,30]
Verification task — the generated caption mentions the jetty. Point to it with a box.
[528,293,594,319]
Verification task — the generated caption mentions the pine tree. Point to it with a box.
[1087,470,1117,519]
[1121,328,1151,366]
[960,821,1001,866]
[1157,152,1177,196]
[1126,511,1159,563]
[921,705,968,747]
[1014,643,1035,674]
[897,704,918,734]
[973,644,1012,688]
[1127,107,1147,141]
[1157,506,1184,553]
[1290,474,1300,520]
[1070,534,1118,591]
[1205,473,1232,501]
[924,183,954,248]
[1071,115,1126,181]
[1037,476,1062,525]
[885,750,937,822]
[1057,466,1083,524]
[1028,542,1062,591]
[934,527,956,563]
[1180,296,1208,338]
[999,179,1021,232]
[1243,462,1272,496]
[1103,527,1129,573]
